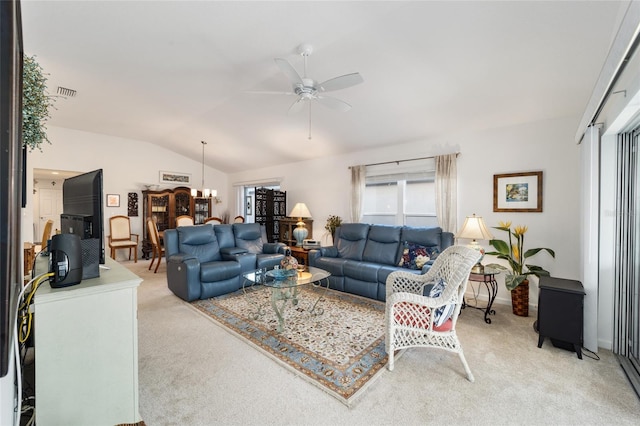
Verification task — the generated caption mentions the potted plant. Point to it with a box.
[485,221,555,316]
[324,215,343,242]
[23,55,55,152]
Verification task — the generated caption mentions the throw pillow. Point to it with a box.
[425,246,440,260]
[398,242,430,270]
[428,277,456,327]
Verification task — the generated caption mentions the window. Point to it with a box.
[361,159,438,227]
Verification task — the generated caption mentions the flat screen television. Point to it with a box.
[0,0,24,378]
[62,169,105,264]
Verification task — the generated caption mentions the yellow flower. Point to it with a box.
[514,225,528,236]
[512,245,519,259]
[499,220,512,228]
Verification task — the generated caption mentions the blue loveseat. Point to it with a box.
[308,223,453,301]
[164,223,286,301]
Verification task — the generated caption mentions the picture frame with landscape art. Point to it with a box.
[493,171,543,212]
[159,170,191,185]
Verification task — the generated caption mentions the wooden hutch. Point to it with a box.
[142,186,211,258]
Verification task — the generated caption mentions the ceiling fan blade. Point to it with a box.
[288,97,307,115]
[318,72,363,92]
[274,58,303,85]
[316,95,352,112]
[244,90,296,95]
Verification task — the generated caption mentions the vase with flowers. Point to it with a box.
[324,215,343,242]
[485,221,555,316]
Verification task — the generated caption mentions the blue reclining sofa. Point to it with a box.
[164,223,286,301]
[308,223,453,301]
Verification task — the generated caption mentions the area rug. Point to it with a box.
[189,286,388,406]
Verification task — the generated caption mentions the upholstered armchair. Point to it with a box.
[108,215,139,262]
[385,245,481,381]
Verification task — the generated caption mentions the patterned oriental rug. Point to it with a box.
[190,286,389,406]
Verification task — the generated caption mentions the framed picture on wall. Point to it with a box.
[493,171,543,212]
[107,194,120,207]
[159,170,191,185]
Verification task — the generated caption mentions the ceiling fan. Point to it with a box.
[271,43,364,139]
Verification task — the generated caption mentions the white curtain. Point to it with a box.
[435,154,457,233]
[350,165,366,223]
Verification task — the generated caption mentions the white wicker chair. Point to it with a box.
[385,245,481,381]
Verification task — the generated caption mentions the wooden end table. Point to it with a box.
[289,246,310,266]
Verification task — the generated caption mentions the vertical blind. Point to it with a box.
[613,128,640,396]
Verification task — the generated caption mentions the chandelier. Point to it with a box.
[191,140,217,199]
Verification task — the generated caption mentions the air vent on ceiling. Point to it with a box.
[56,86,77,97]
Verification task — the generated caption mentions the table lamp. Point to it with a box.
[455,213,493,273]
[289,202,312,246]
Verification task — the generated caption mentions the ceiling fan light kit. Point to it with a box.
[273,43,364,139]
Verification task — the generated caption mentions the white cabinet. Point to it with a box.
[34,258,142,425]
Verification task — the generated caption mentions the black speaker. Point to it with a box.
[80,238,100,280]
[49,234,83,288]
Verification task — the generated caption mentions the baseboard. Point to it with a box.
[464,290,538,311]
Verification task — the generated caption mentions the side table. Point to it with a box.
[463,267,499,324]
[289,246,310,267]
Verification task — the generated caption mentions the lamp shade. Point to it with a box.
[289,203,312,219]
[455,214,493,241]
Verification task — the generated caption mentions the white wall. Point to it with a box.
[21,126,228,258]
[230,116,581,308]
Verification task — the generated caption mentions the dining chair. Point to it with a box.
[204,216,223,225]
[233,215,245,223]
[108,215,139,262]
[36,219,54,254]
[146,218,165,273]
[176,215,194,227]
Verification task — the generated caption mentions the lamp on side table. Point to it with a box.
[455,213,493,273]
[289,202,312,246]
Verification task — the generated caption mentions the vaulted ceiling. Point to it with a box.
[20,1,628,173]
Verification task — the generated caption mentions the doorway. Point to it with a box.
[32,168,79,241]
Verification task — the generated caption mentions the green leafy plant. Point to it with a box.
[22,55,55,152]
[485,221,555,291]
[324,215,343,237]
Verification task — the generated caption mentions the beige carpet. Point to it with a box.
[128,260,640,425]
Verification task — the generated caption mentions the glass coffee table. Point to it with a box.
[242,266,331,333]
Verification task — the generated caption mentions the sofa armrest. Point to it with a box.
[167,255,201,301]
[308,246,338,267]
[168,253,197,263]
[263,242,287,254]
[320,246,338,257]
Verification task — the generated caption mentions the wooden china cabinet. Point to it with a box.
[142,186,211,258]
